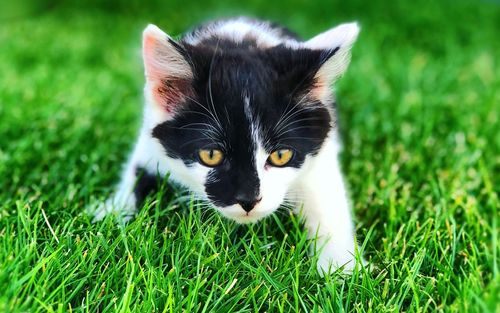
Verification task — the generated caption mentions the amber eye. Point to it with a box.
[267,149,294,167]
[198,149,224,167]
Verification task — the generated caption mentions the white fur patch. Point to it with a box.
[183,17,300,48]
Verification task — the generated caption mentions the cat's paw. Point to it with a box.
[317,255,352,276]
[87,196,137,223]
[316,250,367,276]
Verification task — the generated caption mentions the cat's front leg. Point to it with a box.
[294,139,360,275]
[301,182,357,275]
[91,162,138,222]
[91,130,158,222]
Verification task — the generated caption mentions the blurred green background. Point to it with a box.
[0,0,498,312]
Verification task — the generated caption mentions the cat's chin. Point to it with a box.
[227,214,268,224]
[214,205,276,224]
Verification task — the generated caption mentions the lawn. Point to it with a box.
[0,0,499,312]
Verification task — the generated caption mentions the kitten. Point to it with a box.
[92,17,362,274]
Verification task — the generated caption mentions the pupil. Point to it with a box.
[209,150,214,159]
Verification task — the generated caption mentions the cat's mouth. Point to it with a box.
[214,204,275,224]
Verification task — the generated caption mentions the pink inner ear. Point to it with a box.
[143,36,164,82]
[310,77,330,102]
[152,79,192,113]
[143,36,192,112]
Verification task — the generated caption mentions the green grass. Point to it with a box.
[0,0,499,311]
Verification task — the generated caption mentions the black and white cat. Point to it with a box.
[92,17,362,274]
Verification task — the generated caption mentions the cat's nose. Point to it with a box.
[236,196,262,212]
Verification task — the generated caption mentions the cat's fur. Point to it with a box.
[92,17,362,274]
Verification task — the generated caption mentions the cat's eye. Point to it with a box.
[198,149,224,167]
[267,149,293,167]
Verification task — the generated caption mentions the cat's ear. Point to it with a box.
[304,22,360,100]
[143,24,193,114]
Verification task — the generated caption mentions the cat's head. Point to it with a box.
[142,22,359,223]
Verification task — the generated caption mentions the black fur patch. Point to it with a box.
[134,167,159,207]
[152,31,337,207]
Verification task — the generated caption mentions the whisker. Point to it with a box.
[275,105,322,134]
[180,93,227,138]
[274,72,314,131]
[275,125,327,138]
[179,137,219,148]
[277,136,325,142]
[207,39,224,136]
